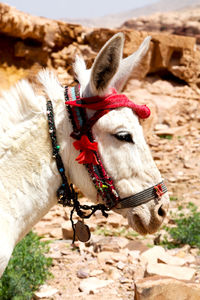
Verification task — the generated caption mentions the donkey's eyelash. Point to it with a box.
[112,132,134,143]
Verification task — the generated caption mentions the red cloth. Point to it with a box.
[66,89,150,119]
[73,135,98,165]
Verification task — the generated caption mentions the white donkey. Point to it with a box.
[0,33,169,277]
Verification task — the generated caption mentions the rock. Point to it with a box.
[1,2,200,91]
[14,41,48,64]
[79,277,114,294]
[119,277,131,284]
[97,251,115,265]
[112,252,128,263]
[93,236,128,253]
[155,125,189,137]
[146,263,196,281]
[86,27,200,87]
[140,246,186,266]
[107,267,121,280]
[61,221,74,240]
[176,252,196,264]
[34,284,58,299]
[127,250,140,262]
[77,269,89,279]
[90,269,104,276]
[105,212,127,228]
[132,263,145,280]
[49,227,62,239]
[135,276,200,300]
[125,240,149,253]
[0,3,83,47]
[154,124,170,131]
[116,261,126,270]
[97,250,128,265]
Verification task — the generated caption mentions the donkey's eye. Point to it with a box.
[113,132,134,143]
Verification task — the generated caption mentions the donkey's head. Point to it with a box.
[71,33,169,235]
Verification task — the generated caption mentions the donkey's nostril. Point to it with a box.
[157,205,166,218]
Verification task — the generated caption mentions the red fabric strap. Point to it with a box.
[66,89,150,119]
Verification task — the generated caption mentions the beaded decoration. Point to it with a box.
[65,85,120,209]
[46,100,109,243]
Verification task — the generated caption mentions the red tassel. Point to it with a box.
[73,135,98,165]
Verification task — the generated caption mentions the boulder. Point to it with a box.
[85,28,199,87]
[146,263,196,281]
[0,3,83,47]
[135,276,200,300]
[140,246,186,266]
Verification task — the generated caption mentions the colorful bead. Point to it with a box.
[56,145,60,149]
[59,168,64,172]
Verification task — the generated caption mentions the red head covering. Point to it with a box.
[66,88,150,119]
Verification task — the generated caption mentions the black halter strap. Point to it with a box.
[117,181,167,209]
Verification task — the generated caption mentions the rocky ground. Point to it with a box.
[0,3,200,299]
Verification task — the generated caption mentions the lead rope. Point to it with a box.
[46,100,109,243]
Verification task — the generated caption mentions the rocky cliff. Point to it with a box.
[0,2,200,91]
[121,6,200,44]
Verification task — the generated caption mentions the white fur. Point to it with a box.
[0,33,169,277]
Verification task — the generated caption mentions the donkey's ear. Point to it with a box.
[89,33,124,96]
[112,36,151,92]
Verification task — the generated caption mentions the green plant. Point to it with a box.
[160,203,200,249]
[0,231,52,300]
[158,134,173,140]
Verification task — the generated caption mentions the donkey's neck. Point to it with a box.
[0,79,71,246]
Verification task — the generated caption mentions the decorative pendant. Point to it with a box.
[75,220,91,242]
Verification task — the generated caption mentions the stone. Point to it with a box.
[49,227,62,239]
[135,276,200,300]
[90,269,104,276]
[61,221,74,240]
[116,261,126,270]
[127,250,140,262]
[146,263,196,281]
[93,236,128,253]
[132,263,145,280]
[79,277,114,294]
[77,269,89,279]
[106,213,127,228]
[112,252,128,263]
[125,240,149,253]
[155,125,189,137]
[97,251,115,265]
[34,284,58,299]
[108,267,121,280]
[119,277,131,284]
[140,246,186,266]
